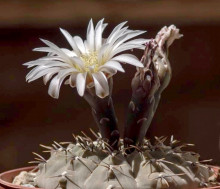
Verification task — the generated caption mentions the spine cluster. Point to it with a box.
[14,133,219,189]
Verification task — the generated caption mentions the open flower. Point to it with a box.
[24,19,147,98]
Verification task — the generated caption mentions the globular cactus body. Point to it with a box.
[28,137,214,189]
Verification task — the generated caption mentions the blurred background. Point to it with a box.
[0,0,220,172]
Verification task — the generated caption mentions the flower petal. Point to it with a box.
[72,57,85,69]
[76,72,87,96]
[42,61,71,68]
[27,67,61,83]
[123,38,149,46]
[83,40,90,54]
[35,56,64,62]
[95,18,104,51]
[43,71,58,85]
[86,19,95,52]
[26,65,48,81]
[97,43,110,63]
[106,21,127,43]
[92,72,109,98]
[60,28,81,56]
[102,23,108,33]
[112,30,146,50]
[73,36,86,54]
[38,39,71,62]
[24,59,71,69]
[110,44,144,57]
[48,68,75,99]
[100,61,125,72]
[112,54,143,67]
[61,48,77,57]
[69,73,77,88]
[33,47,55,53]
[99,68,117,80]
[107,26,129,45]
[48,75,62,99]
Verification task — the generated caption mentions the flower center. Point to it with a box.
[80,52,99,72]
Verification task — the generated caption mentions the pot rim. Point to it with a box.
[0,166,42,189]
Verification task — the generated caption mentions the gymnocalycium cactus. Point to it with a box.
[14,19,219,189]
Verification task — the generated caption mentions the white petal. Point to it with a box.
[64,80,69,85]
[48,75,62,98]
[123,38,149,46]
[112,30,146,50]
[23,60,40,68]
[33,47,55,53]
[100,61,125,72]
[95,18,104,51]
[76,72,87,96]
[102,27,130,59]
[92,72,109,98]
[33,48,70,63]
[39,39,70,62]
[25,60,71,69]
[37,56,64,62]
[72,57,85,69]
[26,65,48,81]
[106,21,127,43]
[58,68,77,78]
[60,28,81,55]
[83,40,90,54]
[43,61,72,68]
[73,36,86,54]
[99,67,117,78]
[112,54,143,67]
[110,44,144,57]
[102,23,108,33]
[86,19,95,52]
[69,74,77,88]
[48,69,74,99]
[43,71,58,85]
[61,48,77,57]
[27,67,60,82]
[107,26,129,45]
[97,43,110,63]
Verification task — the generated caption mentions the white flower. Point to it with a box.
[24,19,147,98]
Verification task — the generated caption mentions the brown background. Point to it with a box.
[0,0,220,172]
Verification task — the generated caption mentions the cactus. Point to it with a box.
[14,134,218,189]
[14,20,219,188]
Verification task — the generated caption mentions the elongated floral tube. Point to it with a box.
[124,25,183,147]
[84,78,119,150]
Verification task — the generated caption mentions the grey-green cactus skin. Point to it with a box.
[32,137,214,189]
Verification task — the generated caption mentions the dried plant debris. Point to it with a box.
[13,134,219,189]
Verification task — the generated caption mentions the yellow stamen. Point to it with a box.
[80,52,99,72]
